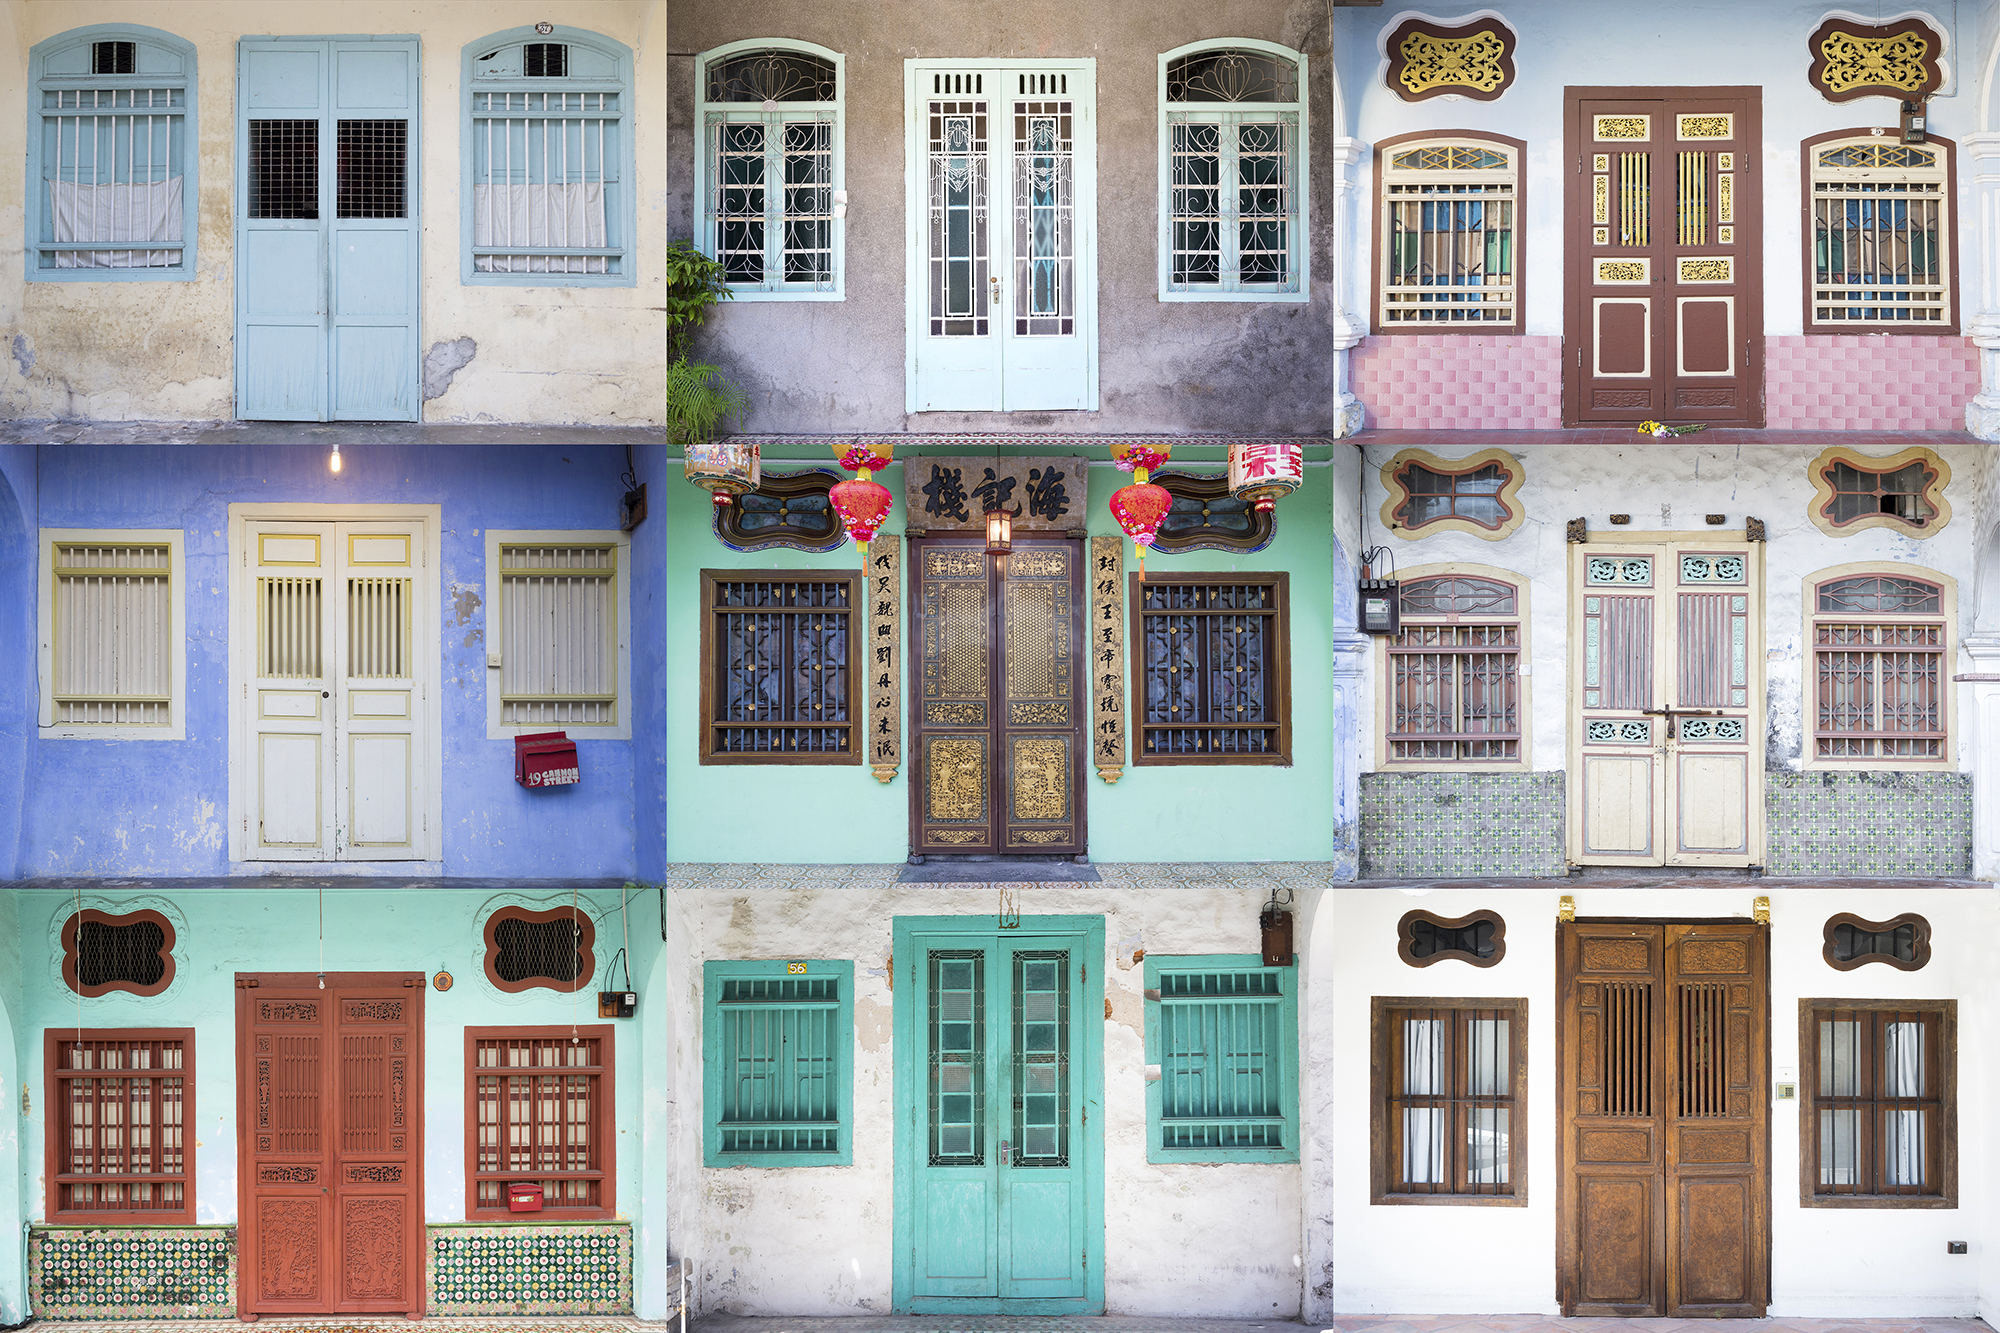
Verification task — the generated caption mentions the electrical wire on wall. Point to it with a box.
[1360,544,1396,582]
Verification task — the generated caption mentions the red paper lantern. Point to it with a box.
[831,477,895,559]
[1109,481,1173,580]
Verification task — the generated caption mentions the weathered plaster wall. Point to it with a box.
[0,443,34,880]
[0,885,23,1324]
[667,0,1353,435]
[1306,882,1998,1319]
[21,441,639,877]
[0,0,669,425]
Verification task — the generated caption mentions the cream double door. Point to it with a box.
[1567,536,1764,866]
[232,514,436,860]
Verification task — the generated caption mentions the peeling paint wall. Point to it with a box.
[0,0,668,425]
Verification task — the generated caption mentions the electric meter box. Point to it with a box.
[1359,579,1401,636]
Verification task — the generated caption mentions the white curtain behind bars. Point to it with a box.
[473,182,606,273]
[49,177,182,267]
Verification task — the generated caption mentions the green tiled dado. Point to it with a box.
[1765,771,1973,877]
[28,1227,235,1319]
[427,1223,633,1316]
[1360,772,1567,878]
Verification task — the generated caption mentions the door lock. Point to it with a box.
[1640,705,1720,738]
[999,1139,1010,1166]
[990,276,1001,307]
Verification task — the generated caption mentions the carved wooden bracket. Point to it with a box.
[1808,15,1945,103]
[1397,909,1507,967]
[1385,15,1518,103]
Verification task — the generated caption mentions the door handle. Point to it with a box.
[999,1139,1010,1166]
[990,276,1001,307]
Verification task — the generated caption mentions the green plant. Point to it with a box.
[665,239,733,363]
[665,359,750,451]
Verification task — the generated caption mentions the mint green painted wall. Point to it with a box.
[662,450,1346,863]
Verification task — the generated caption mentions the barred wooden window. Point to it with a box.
[703,960,854,1167]
[1802,1001,1955,1207]
[481,907,596,994]
[466,1027,614,1218]
[1808,137,1953,329]
[1372,999,1526,1204]
[497,543,619,727]
[46,537,178,731]
[1388,574,1521,764]
[1132,573,1289,763]
[1812,573,1946,760]
[29,26,196,280]
[46,1029,195,1223]
[701,571,860,763]
[699,42,843,297]
[1145,957,1298,1162]
[1160,41,1306,300]
[1378,136,1519,329]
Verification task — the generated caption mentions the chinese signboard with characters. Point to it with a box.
[905,456,1082,531]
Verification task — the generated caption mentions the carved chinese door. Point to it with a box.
[1564,88,1762,425]
[1558,923,1768,1316]
[236,972,424,1317]
[910,536,1086,855]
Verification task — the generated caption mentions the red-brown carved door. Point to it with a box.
[1558,923,1768,1316]
[1564,88,1763,425]
[236,972,425,1317]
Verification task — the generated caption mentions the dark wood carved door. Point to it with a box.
[1564,88,1763,426]
[236,972,424,1317]
[910,536,1086,855]
[1558,923,1768,1316]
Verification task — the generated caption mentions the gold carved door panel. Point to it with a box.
[912,536,1085,856]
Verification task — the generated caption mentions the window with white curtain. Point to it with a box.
[1804,1000,1955,1206]
[484,531,632,739]
[697,41,845,300]
[462,26,633,286]
[28,25,196,281]
[1374,998,1524,1203]
[38,530,186,741]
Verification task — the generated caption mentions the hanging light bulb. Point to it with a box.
[330,444,343,474]
[984,504,1012,554]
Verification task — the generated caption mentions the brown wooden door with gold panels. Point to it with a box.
[911,535,1086,855]
[1558,923,1768,1317]
[235,972,424,1317]
[1565,88,1763,425]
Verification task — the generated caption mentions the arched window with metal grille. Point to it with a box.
[1804,564,1954,767]
[1374,131,1523,331]
[1803,131,1957,332]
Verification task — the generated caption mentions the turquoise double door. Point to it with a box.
[236,37,420,421]
[893,916,1104,1314]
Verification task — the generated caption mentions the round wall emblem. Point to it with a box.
[433,970,454,991]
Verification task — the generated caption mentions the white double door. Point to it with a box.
[906,60,1097,412]
[233,516,435,860]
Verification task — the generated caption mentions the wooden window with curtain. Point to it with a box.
[465,1026,614,1218]
[1801,1000,1955,1207]
[1386,573,1522,764]
[1131,572,1289,764]
[45,1028,195,1223]
[1371,999,1526,1204]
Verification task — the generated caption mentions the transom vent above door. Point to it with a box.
[933,72,983,95]
[1020,73,1066,95]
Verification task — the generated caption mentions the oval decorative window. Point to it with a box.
[1397,909,1506,967]
[1822,912,1930,971]
[483,907,597,993]
[62,908,177,997]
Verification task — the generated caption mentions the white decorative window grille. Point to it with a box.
[929,97,991,335]
[1812,573,1946,760]
[498,545,619,727]
[51,542,173,726]
[1161,42,1306,299]
[1387,575,1521,763]
[1013,100,1075,335]
[30,27,195,278]
[1810,138,1951,326]
[466,28,629,282]
[699,43,842,297]
[1380,138,1517,327]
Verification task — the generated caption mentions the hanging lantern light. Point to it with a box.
[1109,480,1172,581]
[1228,438,1305,512]
[830,440,896,562]
[684,438,761,507]
[984,504,1013,554]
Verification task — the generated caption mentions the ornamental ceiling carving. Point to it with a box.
[1384,15,1518,102]
[1807,14,1944,102]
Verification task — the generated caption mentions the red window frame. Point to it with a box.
[481,906,598,995]
[1389,458,1517,532]
[1810,573,1947,761]
[1385,574,1523,764]
[45,1028,196,1224]
[61,908,177,998]
[464,1024,615,1220]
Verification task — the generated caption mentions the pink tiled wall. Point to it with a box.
[1348,335,1563,429]
[1764,335,1978,430]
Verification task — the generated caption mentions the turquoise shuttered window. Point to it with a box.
[703,960,854,1166]
[1143,955,1298,1163]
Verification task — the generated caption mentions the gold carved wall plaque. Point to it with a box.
[866,541,902,783]
[1385,17,1517,102]
[1808,16,1944,102]
[1089,536,1126,783]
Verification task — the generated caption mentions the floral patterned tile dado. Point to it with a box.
[427,1224,633,1317]
[1766,771,1973,877]
[29,1227,235,1319]
[1360,772,1566,879]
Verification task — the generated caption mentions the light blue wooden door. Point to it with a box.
[237,38,418,421]
[898,921,1101,1314]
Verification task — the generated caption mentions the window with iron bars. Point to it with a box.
[1808,136,1953,329]
[699,43,843,298]
[466,1027,614,1218]
[701,572,859,763]
[703,961,854,1167]
[1810,573,1947,761]
[464,28,631,284]
[1160,42,1306,299]
[1387,574,1522,764]
[1132,573,1289,763]
[29,27,196,280]
[1145,956,1299,1163]
[46,1030,195,1223]
[1801,1000,1955,1207]
[1372,999,1525,1204]
[1378,137,1519,329]
[44,535,181,736]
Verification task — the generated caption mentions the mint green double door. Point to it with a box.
[892,916,1103,1315]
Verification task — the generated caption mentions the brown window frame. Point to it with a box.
[464,1024,616,1220]
[1151,472,1274,554]
[1800,129,1958,335]
[1396,910,1507,968]
[1822,912,1931,971]
[1388,457,1517,533]
[1799,998,1956,1208]
[1372,128,1526,335]
[45,1027,196,1225]
[1384,572,1523,766]
[712,468,847,554]
[1809,570,1949,763]
[482,906,598,995]
[699,568,863,765]
[61,908,176,998]
[1370,997,1527,1206]
[1129,571,1291,766]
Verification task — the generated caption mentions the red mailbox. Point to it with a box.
[514,731,580,788]
[506,1182,545,1213]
